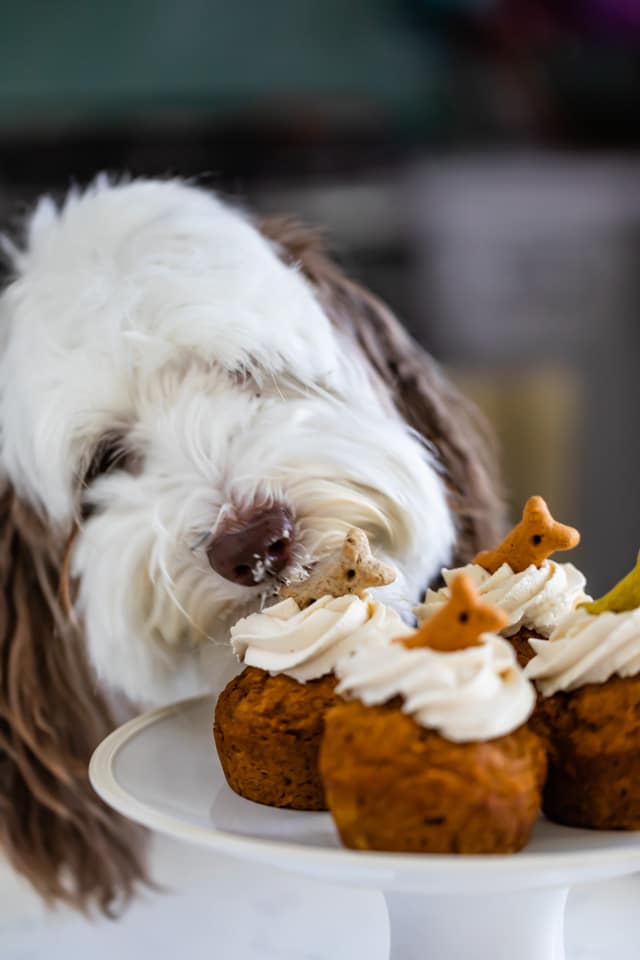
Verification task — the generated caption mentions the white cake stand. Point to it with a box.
[90,695,640,960]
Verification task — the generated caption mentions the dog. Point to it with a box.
[0,176,502,913]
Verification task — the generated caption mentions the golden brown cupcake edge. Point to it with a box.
[541,673,640,829]
[214,666,340,810]
[319,698,547,853]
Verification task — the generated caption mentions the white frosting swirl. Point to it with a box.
[230,595,413,683]
[416,561,589,638]
[524,608,640,697]
[335,634,535,742]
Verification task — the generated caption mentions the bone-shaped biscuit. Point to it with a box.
[398,573,509,652]
[281,527,396,608]
[474,495,580,575]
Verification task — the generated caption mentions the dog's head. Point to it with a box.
[0,177,502,909]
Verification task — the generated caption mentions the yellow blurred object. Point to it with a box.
[581,551,640,615]
[449,366,582,525]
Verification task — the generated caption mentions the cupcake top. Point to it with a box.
[336,573,535,743]
[231,593,412,683]
[525,550,640,696]
[416,496,588,638]
[417,560,589,639]
[230,527,412,683]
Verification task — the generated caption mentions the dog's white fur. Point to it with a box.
[0,177,455,705]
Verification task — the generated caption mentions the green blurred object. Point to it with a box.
[0,0,443,132]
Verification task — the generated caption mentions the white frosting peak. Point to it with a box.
[230,594,412,683]
[416,560,589,638]
[335,633,535,743]
[525,607,640,696]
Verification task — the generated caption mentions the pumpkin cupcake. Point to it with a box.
[525,551,640,830]
[321,573,546,853]
[416,495,588,669]
[214,528,412,810]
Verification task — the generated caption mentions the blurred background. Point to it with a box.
[1,3,640,957]
[1,1,640,581]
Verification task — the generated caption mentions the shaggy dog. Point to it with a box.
[0,177,501,913]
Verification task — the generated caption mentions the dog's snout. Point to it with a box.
[207,505,294,586]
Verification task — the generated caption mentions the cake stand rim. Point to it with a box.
[89,693,640,893]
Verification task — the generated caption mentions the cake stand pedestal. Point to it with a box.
[385,888,567,959]
[90,696,640,960]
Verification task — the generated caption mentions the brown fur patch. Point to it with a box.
[0,488,148,913]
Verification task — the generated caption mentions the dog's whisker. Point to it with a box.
[269,370,287,403]
[190,530,211,552]
[154,557,212,642]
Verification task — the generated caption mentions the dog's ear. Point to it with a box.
[0,486,147,913]
[260,217,504,564]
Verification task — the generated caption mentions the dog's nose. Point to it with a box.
[207,505,294,586]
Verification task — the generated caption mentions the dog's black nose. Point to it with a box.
[207,505,294,586]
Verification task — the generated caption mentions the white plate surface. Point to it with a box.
[90,695,640,894]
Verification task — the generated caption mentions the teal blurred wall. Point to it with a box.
[0,0,440,131]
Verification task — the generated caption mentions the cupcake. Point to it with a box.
[524,551,640,830]
[213,528,413,810]
[320,573,546,853]
[416,495,588,669]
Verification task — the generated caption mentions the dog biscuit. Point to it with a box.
[399,573,508,652]
[474,495,580,575]
[281,527,396,607]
